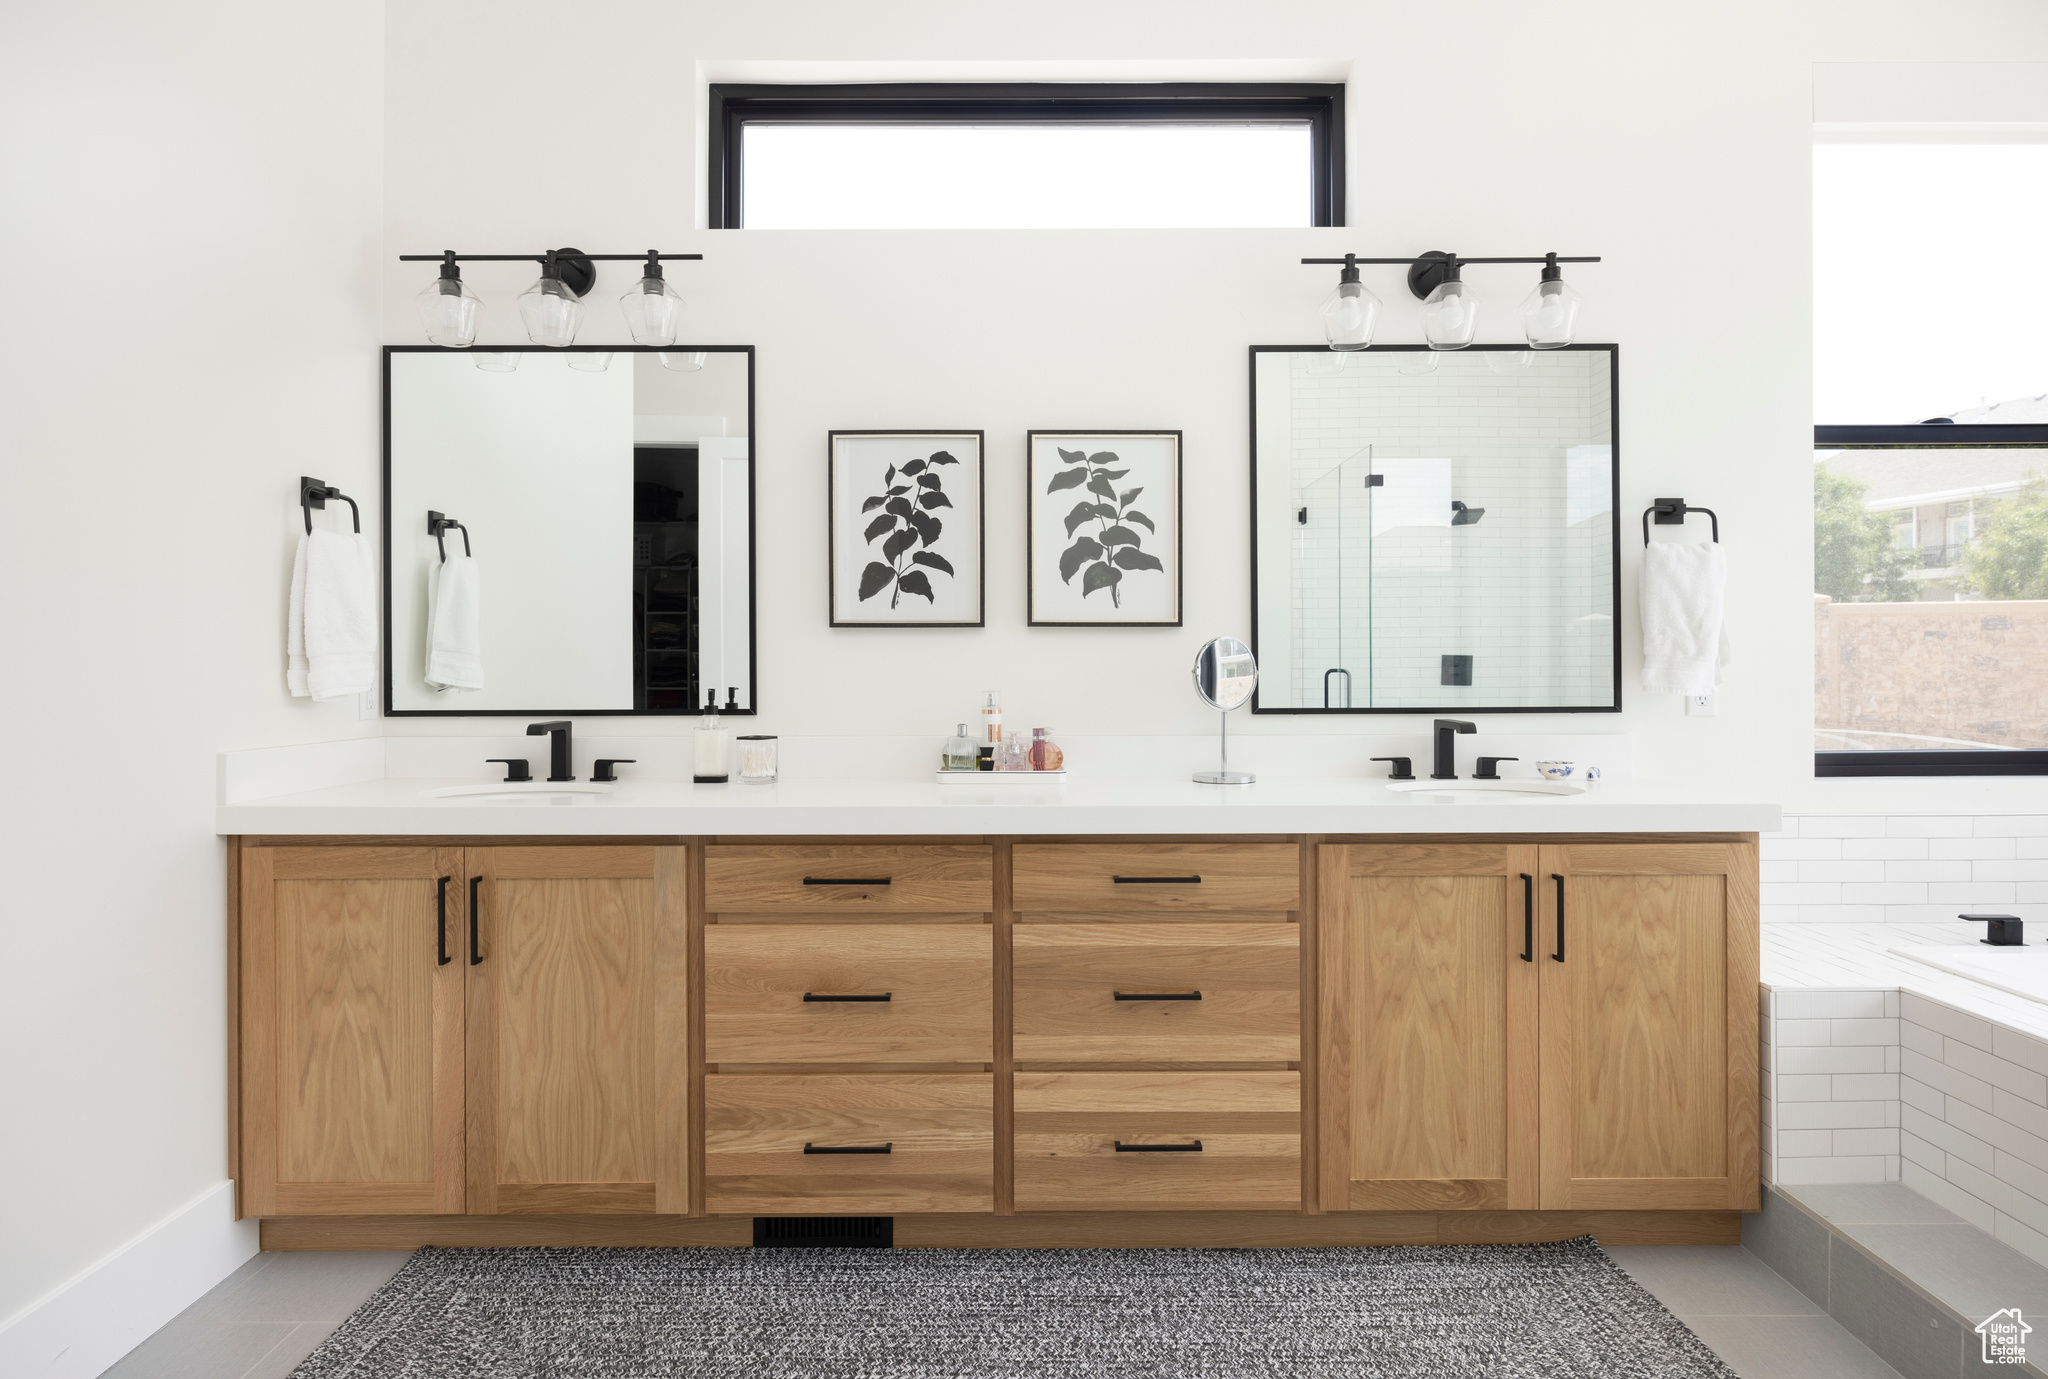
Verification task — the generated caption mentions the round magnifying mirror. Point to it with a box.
[1192,637,1257,785]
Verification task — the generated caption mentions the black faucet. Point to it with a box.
[1431,719,1476,780]
[526,720,574,781]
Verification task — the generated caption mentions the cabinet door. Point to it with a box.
[465,846,689,1214]
[1318,843,1539,1212]
[1538,843,1759,1211]
[240,846,465,1216]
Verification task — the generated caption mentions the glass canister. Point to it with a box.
[736,734,778,783]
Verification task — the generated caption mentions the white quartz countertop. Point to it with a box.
[216,774,1780,837]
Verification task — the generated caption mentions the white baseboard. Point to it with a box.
[0,1180,257,1379]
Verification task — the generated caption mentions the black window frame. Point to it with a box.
[1814,421,2048,777]
[707,82,1345,230]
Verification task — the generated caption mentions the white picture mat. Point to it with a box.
[830,433,983,625]
[1028,433,1180,625]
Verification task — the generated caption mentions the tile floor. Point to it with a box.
[101,1241,1898,1379]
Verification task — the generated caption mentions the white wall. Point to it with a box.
[0,1,382,1369]
[378,1,2048,816]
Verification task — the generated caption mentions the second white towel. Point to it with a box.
[425,553,483,693]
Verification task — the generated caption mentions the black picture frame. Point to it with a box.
[380,343,757,717]
[1027,430,1184,628]
[827,430,987,629]
[1246,343,1623,715]
[707,82,1345,229]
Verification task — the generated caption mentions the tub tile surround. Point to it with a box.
[1762,812,2048,1274]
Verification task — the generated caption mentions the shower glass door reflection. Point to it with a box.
[1294,453,1375,707]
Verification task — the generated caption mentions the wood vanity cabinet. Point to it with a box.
[239,844,688,1217]
[1319,841,1759,1215]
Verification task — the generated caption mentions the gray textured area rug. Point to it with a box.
[293,1238,1736,1378]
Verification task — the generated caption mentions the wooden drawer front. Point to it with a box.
[704,1074,993,1215]
[704,846,993,913]
[1013,924,1299,1063]
[1014,1072,1300,1211]
[1011,844,1299,914]
[705,925,993,1063]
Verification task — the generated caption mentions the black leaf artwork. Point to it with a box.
[1049,449,1161,608]
[859,449,961,608]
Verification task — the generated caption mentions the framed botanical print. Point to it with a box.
[1027,430,1182,626]
[829,430,985,627]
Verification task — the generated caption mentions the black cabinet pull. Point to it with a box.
[802,992,892,1002]
[1519,873,1534,963]
[468,876,483,966]
[1552,873,1566,963]
[804,1143,892,1154]
[436,877,451,966]
[803,877,891,886]
[1112,875,1202,884]
[1114,991,1202,1001]
[1116,1141,1203,1153]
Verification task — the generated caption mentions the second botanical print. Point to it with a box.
[829,431,985,627]
[1027,430,1182,626]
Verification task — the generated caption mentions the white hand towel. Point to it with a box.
[286,531,311,696]
[301,528,378,700]
[425,554,482,692]
[1641,540,1733,695]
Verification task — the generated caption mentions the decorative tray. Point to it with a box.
[935,769,1067,782]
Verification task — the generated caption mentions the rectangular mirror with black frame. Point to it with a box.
[1251,344,1620,713]
[383,345,754,716]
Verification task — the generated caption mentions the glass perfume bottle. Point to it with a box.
[943,723,979,772]
[1029,727,1064,772]
[981,691,1002,746]
[693,689,730,783]
[995,729,1030,772]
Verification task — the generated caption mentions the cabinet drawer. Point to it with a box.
[1014,1072,1300,1211]
[705,925,993,1063]
[1013,923,1299,1063]
[1011,844,1299,914]
[705,846,993,913]
[704,1074,993,1215]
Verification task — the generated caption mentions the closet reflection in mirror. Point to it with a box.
[1251,346,1618,712]
[385,346,753,714]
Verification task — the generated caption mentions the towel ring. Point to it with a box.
[300,475,360,536]
[428,510,471,562]
[1642,497,1718,548]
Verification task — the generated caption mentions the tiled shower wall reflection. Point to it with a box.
[1285,351,1613,708]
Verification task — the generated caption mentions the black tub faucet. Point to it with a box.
[1431,719,1476,780]
[527,720,574,781]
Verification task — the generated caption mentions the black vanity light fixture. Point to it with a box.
[1303,251,1598,351]
[403,248,705,350]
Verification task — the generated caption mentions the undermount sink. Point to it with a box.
[422,782,617,802]
[1385,779,1590,802]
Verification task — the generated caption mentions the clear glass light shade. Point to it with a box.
[416,277,481,348]
[659,350,707,372]
[620,276,685,346]
[474,352,519,373]
[567,351,613,371]
[1319,279,1380,350]
[1519,277,1582,349]
[517,276,583,347]
[1420,280,1480,350]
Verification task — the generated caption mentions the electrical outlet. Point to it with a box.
[358,687,377,720]
[1686,692,1716,717]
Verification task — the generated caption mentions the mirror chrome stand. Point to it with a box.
[1192,636,1258,785]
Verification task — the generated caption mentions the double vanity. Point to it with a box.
[223,753,1771,1250]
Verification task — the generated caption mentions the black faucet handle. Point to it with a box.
[484,758,532,782]
[1963,913,2026,946]
[592,759,636,783]
[1474,756,1518,780]
[1370,757,1416,781]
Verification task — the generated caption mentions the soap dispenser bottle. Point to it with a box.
[693,690,730,783]
[943,723,978,772]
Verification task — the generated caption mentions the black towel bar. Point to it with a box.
[300,475,360,535]
[1642,497,1719,547]
[428,510,472,561]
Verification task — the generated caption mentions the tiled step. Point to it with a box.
[1746,1181,2048,1378]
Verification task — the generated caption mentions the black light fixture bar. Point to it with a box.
[397,251,703,262]
[1300,255,1599,265]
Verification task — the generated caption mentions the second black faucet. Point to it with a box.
[1431,719,1476,780]
[527,720,574,782]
